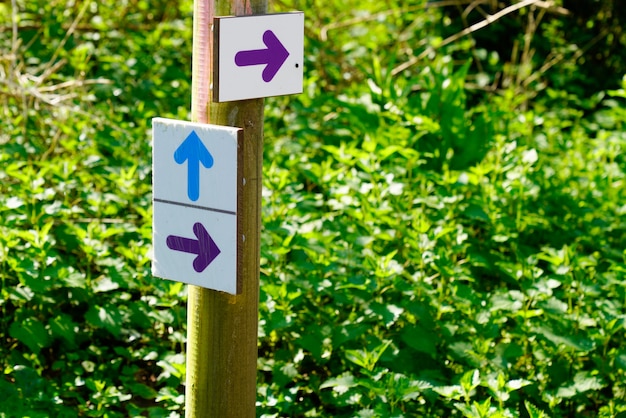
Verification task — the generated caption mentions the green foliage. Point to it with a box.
[257,0,626,416]
[0,0,190,416]
[1,0,625,417]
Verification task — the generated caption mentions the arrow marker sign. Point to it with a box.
[152,118,242,295]
[235,30,289,83]
[214,12,304,102]
[174,130,213,201]
[167,223,220,273]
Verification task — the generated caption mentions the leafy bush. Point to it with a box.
[1,0,625,417]
[1,0,191,416]
[259,0,626,416]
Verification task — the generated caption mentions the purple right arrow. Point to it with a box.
[166,223,221,273]
[235,30,290,82]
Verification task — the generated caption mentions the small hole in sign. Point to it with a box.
[295,63,299,68]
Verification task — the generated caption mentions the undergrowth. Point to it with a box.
[1,0,625,417]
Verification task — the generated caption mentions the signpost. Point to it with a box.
[152,0,303,416]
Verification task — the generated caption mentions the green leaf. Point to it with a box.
[553,372,605,399]
[127,382,158,400]
[49,314,78,348]
[9,318,51,354]
[571,371,605,393]
[320,372,357,395]
[533,325,595,352]
[459,369,481,395]
[357,409,376,418]
[615,350,626,370]
[85,305,123,337]
[93,276,120,293]
[463,203,490,222]
[432,385,463,400]
[369,302,404,327]
[345,340,391,371]
[524,400,550,418]
[506,378,531,391]
[401,324,438,357]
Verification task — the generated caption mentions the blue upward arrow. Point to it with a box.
[174,130,214,201]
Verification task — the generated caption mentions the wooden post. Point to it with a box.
[186,0,266,416]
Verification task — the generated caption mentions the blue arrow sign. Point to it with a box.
[174,130,214,201]
[166,223,221,273]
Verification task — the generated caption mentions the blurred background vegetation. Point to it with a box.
[1,0,625,416]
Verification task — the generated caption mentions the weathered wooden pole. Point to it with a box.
[186,0,266,416]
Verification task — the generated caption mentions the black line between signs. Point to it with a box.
[154,198,237,216]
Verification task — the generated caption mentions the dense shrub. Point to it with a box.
[1,0,625,416]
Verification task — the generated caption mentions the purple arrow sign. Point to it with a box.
[235,30,289,82]
[166,223,221,273]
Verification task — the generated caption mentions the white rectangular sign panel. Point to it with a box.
[152,117,242,295]
[214,12,304,102]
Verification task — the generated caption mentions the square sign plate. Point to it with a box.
[152,117,242,295]
[214,12,304,102]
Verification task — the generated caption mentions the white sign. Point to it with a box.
[214,12,304,102]
[152,117,242,295]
